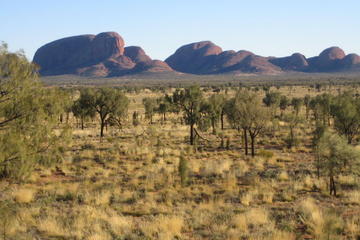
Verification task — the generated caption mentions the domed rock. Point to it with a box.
[314,47,346,71]
[165,41,222,74]
[214,50,254,72]
[134,60,173,73]
[340,54,360,68]
[33,34,96,75]
[90,32,125,60]
[124,46,152,63]
[270,53,309,71]
[33,32,172,77]
[231,55,282,74]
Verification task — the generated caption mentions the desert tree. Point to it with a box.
[284,112,303,148]
[142,97,157,124]
[79,88,129,138]
[171,85,203,145]
[0,43,70,180]
[330,93,360,144]
[72,89,96,129]
[227,89,270,157]
[315,131,360,196]
[310,94,332,126]
[279,95,289,118]
[303,94,311,120]
[200,94,225,134]
[291,97,303,116]
[263,91,281,116]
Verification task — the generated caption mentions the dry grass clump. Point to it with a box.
[277,171,289,181]
[139,215,184,240]
[346,190,360,204]
[12,187,36,203]
[298,197,344,239]
[200,158,232,176]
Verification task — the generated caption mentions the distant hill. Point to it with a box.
[33,32,360,77]
[165,42,360,75]
[33,32,172,77]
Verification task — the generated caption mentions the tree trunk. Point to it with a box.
[100,118,105,138]
[243,128,248,155]
[190,123,194,145]
[81,118,84,130]
[163,112,166,122]
[250,135,255,157]
[221,111,224,130]
[329,175,337,196]
[212,119,216,134]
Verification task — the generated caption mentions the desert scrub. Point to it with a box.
[178,154,188,187]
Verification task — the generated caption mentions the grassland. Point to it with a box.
[1,83,360,240]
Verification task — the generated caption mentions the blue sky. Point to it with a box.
[1,0,359,61]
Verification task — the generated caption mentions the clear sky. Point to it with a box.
[1,0,359,61]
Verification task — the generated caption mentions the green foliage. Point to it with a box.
[263,91,281,108]
[72,89,96,129]
[172,85,204,145]
[279,95,289,112]
[178,154,189,187]
[284,113,303,148]
[330,92,360,144]
[0,200,18,240]
[291,97,303,115]
[77,88,129,137]
[315,131,360,196]
[226,89,270,156]
[142,97,157,123]
[0,43,71,180]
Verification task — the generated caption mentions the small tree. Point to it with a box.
[200,94,225,134]
[330,93,360,144]
[178,154,189,187]
[227,89,270,157]
[263,91,281,117]
[0,43,70,180]
[291,97,303,116]
[72,89,96,129]
[80,88,129,138]
[303,94,311,120]
[143,97,157,124]
[279,95,289,117]
[284,113,303,148]
[315,131,360,196]
[172,86,203,145]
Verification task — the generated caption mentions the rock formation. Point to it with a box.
[33,32,172,77]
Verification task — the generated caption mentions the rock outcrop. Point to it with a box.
[34,33,360,77]
[166,43,359,74]
[33,32,172,77]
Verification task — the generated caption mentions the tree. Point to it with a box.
[291,97,303,116]
[178,154,189,187]
[330,93,360,144]
[263,91,281,117]
[310,94,332,126]
[72,89,96,129]
[279,95,289,117]
[172,86,203,145]
[284,113,303,148]
[79,88,129,138]
[303,94,311,120]
[315,131,360,196]
[142,97,157,124]
[0,43,70,180]
[200,94,225,134]
[227,89,270,157]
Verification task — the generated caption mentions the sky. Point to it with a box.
[1,0,360,61]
